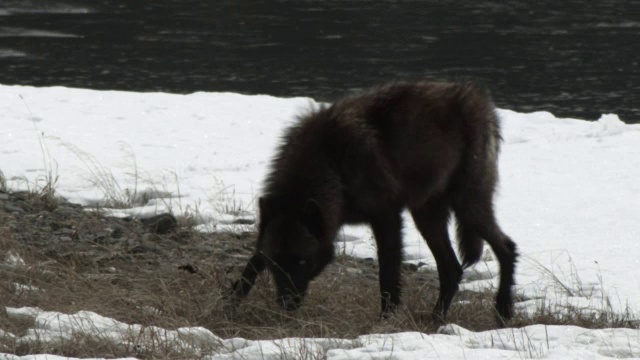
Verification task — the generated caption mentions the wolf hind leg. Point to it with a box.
[410,197,462,323]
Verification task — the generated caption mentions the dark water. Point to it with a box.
[1,0,638,123]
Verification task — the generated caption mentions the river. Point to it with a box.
[1,0,638,122]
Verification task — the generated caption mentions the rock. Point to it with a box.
[173,229,192,242]
[142,233,162,243]
[159,238,180,251]
[232,218,255,225]
[54,206,81,219]
[345,267,363,275]
[140,213,177,234]
[55,196,81,208]
[57,228,79,239]
[92,234,107,244]
[128,244,161,255]
[10,191,29,201]
[8,221,18,231]
[402,263,419,272]
[50,222,62,231]
[4,203,25,214]
[178,264,199,274]
[223,247,245,255]
[108,226,125,239]
[103,267,117,274]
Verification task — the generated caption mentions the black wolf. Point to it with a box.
[227,81,517,322]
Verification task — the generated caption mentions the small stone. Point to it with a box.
[178,264,198,274]
[224,247,244,255]
[102,267,117,274]
[175,229,192,241]
[4,203,25,214]
[128,245,160,255]
[232,218,255,225]
[11,192,29,201]
[57,228,79,240]
[159,238,179,250]
[109,226,125,239]
[8,222,18,231]
[141,213,177,234]
[5,250,26,267]
[142,233,161,243]
[126,239,139,247]
[402,263,419,272]
[0,193,10,200]
[53,206,79,219]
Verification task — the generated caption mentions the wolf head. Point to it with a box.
[257,197,333,311]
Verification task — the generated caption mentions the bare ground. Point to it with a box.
[0,189,633,358]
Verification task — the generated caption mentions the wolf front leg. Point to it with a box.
[224,253,266,309]
[370,210,404,316]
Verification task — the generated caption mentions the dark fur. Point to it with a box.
[227,80,518,322]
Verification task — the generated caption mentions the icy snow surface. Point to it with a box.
[1,84,639,359]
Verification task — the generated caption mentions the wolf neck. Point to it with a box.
[265,163,344,241]
[263,114,347,242]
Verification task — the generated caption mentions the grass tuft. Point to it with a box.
[0,170,6,192]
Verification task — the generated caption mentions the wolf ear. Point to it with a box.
[301,199,324,238]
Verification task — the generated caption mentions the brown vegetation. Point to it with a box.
[0,189,633,359]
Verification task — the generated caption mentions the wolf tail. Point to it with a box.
[450,83,502,268]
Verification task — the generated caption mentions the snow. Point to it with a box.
[1,84,640,359]
[2,307,640,359]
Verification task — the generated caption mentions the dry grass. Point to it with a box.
[0,207,636,359]
[0,170,6,192]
